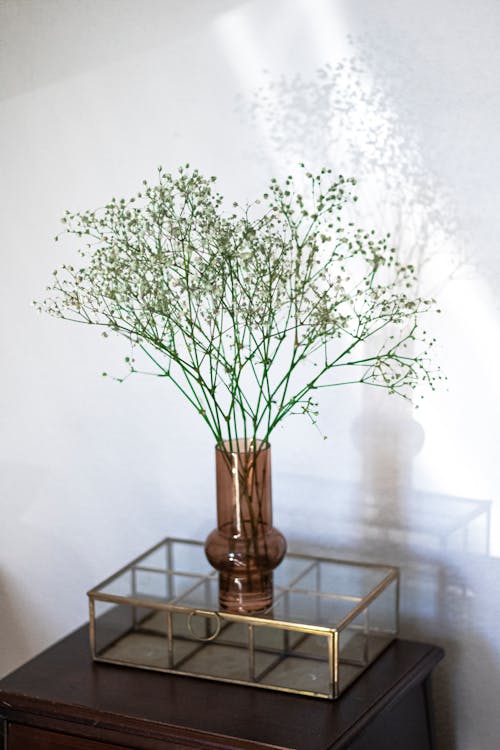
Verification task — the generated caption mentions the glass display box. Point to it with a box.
[88,538,399,699]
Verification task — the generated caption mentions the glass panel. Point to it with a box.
[271,588,358,628]
[365,578,398,637]
[338,610,369,666]
[255,625,331,696]
[94,599,135,655]
[174,576,219,609]
[178,643,250,681]
[337,579,398,688]
[273,555,316,587]
[101,628,171,669]
[293,560,391,598]
[99,567,204,604]
[168,539,213,575]
[132,568,204,603]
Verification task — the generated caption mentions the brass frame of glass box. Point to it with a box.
[87,538,399,700]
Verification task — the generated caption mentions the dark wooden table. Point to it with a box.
[0,625,443,749]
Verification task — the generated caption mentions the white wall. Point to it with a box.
[1,2,499,748]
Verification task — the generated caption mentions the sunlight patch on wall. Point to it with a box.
[213,0,351,173]
[294,0,351,68]
[213,3,280,168]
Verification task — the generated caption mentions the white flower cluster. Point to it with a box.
[38,165,440,445]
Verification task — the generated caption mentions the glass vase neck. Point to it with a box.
[214,438,272,536]
[216,438,270,455]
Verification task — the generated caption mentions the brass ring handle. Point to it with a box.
[187,610,221,642]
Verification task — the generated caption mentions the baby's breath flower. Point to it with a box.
[38,165,439,444]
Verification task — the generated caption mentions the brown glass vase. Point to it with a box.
[205,439,286,614]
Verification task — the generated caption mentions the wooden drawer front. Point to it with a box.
[8,723,131,750]
[6,722,218,750]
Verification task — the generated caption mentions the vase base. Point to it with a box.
[218,572,273,614]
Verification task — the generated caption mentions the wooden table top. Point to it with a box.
[0,625,444,750]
